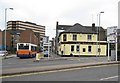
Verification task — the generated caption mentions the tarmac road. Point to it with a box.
[2,64,119,81]
[2,54,108,70]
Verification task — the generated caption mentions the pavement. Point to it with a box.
[1,54,120,76]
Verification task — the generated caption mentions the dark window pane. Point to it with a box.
[88,46,92,52]
[73,34,77,41]
[71,45,74,52]
[63,34,67,41]
[88,35,92,40]
[98,48,101,52]
[76,45,79,52]
[83,48,86,52]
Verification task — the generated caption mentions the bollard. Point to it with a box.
[35,52,40,62]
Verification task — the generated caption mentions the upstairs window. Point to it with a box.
[63,34,67,41]
[88,35,92,40]
[73,34,77,41]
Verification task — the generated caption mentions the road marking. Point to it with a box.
[1,64,118,79]
[100,75,119,81]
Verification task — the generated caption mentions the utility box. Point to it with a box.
[111,50,116,61]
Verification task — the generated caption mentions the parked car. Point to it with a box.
[0,51,8,57]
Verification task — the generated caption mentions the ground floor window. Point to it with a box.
[76,45,80,52]
[98,48,101,52]
[71,45,74,52]
[88,46,92,52]
[83,48,86,52]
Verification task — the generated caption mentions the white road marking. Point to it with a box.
[100,75,119,81]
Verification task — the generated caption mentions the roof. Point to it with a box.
[85,26,105,32]
[61,23,97,34]
[57,25,73,30]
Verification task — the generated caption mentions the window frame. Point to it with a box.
[76,45,80,52]
[63,34,67,41]
[88,46,92,52]
[71,45,74,52]
[83,48,86,52]
[73,34,77,41]
[88,35,92,40]
[98,48,101,52]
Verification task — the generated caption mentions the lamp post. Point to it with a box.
[4,8,13,59]
[97,11,104,56]
[115,29,118,61]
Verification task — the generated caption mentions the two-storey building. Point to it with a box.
[58,23,107,56]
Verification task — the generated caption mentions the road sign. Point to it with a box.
[107,26,117,42]
[107,26,118,61]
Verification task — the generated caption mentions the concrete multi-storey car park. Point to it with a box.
[58,23,107,56]
[7,21,45,38]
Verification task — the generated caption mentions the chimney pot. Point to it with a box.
[92,23,95,27]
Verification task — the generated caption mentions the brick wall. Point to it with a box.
[20,29,39,45]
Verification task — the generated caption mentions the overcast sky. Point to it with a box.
[0,0,119,39]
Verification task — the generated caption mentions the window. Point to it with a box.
[19,45,29,50]
[88,46,92,52]
[31,46,37,52]
[76,45,80,52]
[83,48,86,52]
[73,34,77,41]
[88,35,92,40]
[63,34,67,41]
[71,45,74,52]
[12,22,16,30]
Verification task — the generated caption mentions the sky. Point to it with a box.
[0,0,119,39]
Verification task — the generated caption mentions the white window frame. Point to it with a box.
[73,34,77,41]
[88,46,92,52]
[88,35,92,40]
[76,45,80,52]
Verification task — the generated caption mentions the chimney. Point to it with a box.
[92,23,95,27]
[92,23,96,31]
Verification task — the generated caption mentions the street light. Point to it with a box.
[4,8,13,59]
[97,11,104,57]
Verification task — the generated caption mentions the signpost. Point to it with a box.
[43,36,50,59]
[115,29,118,61]
[107,26,117,61]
